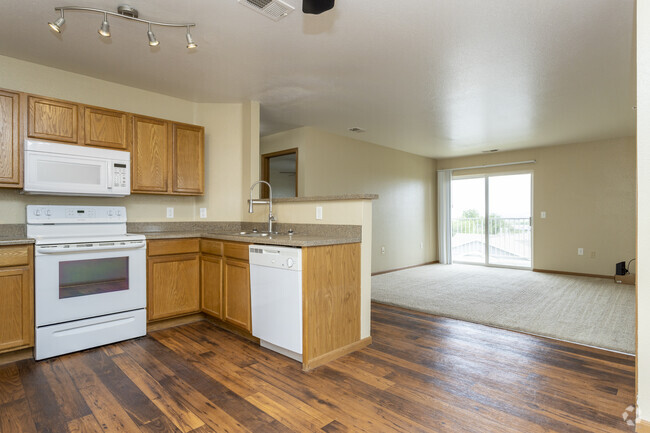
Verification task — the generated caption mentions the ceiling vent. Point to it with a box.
[238,0,294,21]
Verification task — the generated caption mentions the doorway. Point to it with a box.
[451,173,532,268]
[260,148,298,198]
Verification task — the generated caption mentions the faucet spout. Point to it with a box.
[248,181,275,233]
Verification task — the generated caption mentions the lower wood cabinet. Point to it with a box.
[147,239,200,321]
[200,254,223,319]
[0,245,34,354]
[223,258,251,332]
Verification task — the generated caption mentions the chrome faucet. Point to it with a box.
[249,180,276,233]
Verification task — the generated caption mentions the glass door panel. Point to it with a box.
[487,174,532,267]
[59,256,129,299]
[451,177,486,264]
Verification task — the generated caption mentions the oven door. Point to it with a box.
[34,243,146,327]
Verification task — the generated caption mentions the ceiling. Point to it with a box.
[0,0,636,158]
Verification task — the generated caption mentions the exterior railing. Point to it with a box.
[451,217,531,263]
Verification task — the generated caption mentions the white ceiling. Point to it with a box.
[0,0,636,158]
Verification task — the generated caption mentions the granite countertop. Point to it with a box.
[138,230,361,247]
[0,237,35,246]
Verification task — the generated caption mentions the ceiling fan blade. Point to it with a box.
[303,0,334,14]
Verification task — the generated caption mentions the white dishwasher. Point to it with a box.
[249,245,303,362]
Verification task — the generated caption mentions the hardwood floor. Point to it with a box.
[0,303,635,432]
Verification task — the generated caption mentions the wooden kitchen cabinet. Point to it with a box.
[201,255,223,319]
[0,89,21,187]
[223,258,251,332]
[132,115,169,193]
[83,106,131,150]
[147,239,200,321]
[27,95,80,144]
[0,245,34,354]
[172,122,204,194]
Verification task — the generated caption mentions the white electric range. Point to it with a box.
[27,205,147,360]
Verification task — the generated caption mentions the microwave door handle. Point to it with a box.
[107,163,113,190]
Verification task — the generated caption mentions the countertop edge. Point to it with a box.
[0,239,35,246]
[140,231,361,247]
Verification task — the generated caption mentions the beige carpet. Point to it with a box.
[372,263,635,353]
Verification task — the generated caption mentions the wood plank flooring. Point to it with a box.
[0,303,636,432]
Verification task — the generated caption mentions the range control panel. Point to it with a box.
[27,205,127,224]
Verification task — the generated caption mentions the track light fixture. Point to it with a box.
[98,13,110,37]
[185,26,197,49]
[147,23,159,47]
[48,5,197,49]
[48,10,65,33]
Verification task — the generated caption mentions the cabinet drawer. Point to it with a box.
[0,246,30,267]
[148,238,199,256]
[200,239,223,256]
[224,242,249,261]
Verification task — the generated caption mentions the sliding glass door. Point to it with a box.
[451,173,532,268]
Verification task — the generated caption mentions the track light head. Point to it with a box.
[186,28,197,49]
[48,13,65,33]
[147,24,159,46]
[98,13,110,37]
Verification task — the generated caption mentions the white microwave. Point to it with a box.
[24,140,131,197]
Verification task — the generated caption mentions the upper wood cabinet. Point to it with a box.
[28,95,80,144]
[83,106,130,150]
[0,90,21,187]
[132,116,169,193]
[172,123,204,194]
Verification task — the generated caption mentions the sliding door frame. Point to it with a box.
[452,170,534,270]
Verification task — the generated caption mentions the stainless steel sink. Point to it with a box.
[237,231,278,237]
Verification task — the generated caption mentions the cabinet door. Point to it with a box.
[172,123,204,194]
[201,255,223,319]
[147,254,200,321]
[28,96,79,143]
[83,106,130,150]
[224,259,251,332]
[132,116,169,193]
[0,267,33,353]
[0,90,20,187]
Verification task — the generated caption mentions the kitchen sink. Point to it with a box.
[237,231,279,237]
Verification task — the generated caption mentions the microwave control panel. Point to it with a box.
[113,163,128,188]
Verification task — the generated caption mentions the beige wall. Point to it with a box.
[636,1,649,423]
[0,55,256,223]
[437,137,636,276]
[261,127,438,273]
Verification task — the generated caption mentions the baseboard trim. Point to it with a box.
[146,313,206,332]
[637,419,650,432]
[532,268,613,280]
[303,336,372,371]
[372,261,439,276]
[0,348,33,366]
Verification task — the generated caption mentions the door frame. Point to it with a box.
[260,148,298,199]
[452,170,534,270]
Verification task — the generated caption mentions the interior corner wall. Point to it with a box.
[0,55,254,223]
[636,0,649,422]
[261,127,438,273]
[436,137,636,276]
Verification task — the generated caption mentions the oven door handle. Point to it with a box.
[36,241,146,254]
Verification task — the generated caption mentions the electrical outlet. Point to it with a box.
[590,251,596,259]
[316,206,323,220]
[420,242,424,249]
[578,248,584,256]
[166,207,174,218]
[200,208,207,219]
[381,246,385,255]
[541,211,546,219]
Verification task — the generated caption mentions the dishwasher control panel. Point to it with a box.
[249,245,302,271]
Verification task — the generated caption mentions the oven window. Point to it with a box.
[59,257,129,299]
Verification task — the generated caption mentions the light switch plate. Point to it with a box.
[200,208,207,218]
[541,211,546,219]
[578,248,584,256]
[316,206,323,220]
[166,207,174,218]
